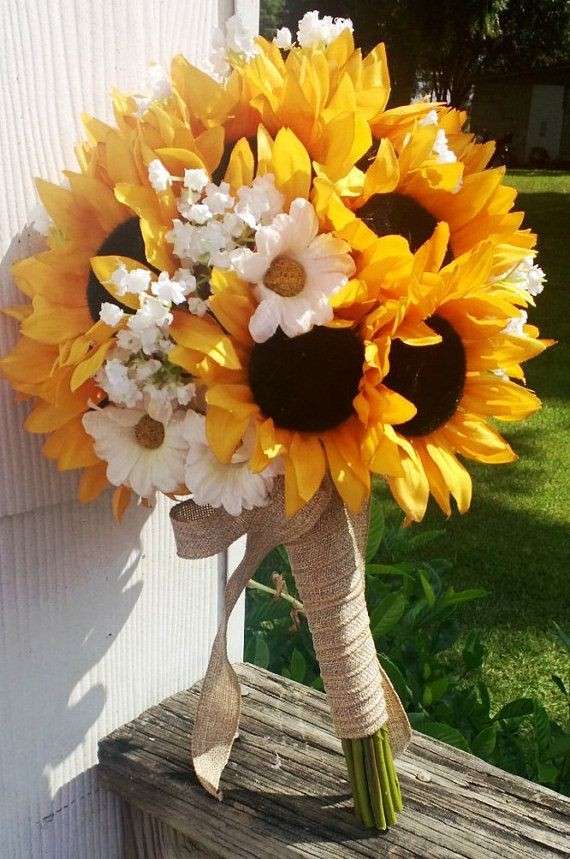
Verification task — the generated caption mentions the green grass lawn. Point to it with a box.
[391,170,570,719]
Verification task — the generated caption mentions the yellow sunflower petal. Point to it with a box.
[356,138,400,205]
[425,440,472,514]
[224,137,255,194]
[70,340,115,391]
[388,446,430,523]
[170,311,241,369]
[79,461,109,503]
[416,441,451,517]
[206,403,251,464]
[289,433,326,502]
[112,485,132,520]
[272,128,312,205]
[282,454,304,517]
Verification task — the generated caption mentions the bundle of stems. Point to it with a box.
[342,727,403,829]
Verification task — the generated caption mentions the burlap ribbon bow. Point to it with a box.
[170,477,411,799]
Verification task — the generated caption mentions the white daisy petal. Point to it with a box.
[82,407,187,498]
[249,297,281,343]
[182,413,274,515]
[243,198,354,341]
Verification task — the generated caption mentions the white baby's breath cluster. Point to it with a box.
[274,11,354,51]
[166,169,285,270]
[96,266,200,423]
[209,14,260,78]
[133,63,172,117]
[498,256,546,342]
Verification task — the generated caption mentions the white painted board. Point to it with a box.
[0,1,256,856]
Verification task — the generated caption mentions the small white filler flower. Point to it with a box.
[230,197,355,342]
[83,407,187,498]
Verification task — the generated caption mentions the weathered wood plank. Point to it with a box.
[98,664,570,858]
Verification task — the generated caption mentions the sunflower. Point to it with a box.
[0,111,180,508]
[313,108,534,283]
[157,125,418,513]
[169,263,415,517]
[354,229,552,522]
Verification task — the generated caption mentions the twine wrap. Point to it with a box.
[170,477,411,799]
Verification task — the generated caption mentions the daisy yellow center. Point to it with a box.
[263,256,306,297]
[134,415,165,450]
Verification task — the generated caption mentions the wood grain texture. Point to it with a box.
[0,1,257,856]
[99,663,570,859]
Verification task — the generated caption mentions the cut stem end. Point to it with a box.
[342,727,403,830]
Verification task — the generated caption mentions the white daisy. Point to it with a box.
[183,412,274,516]
[230,197,355,342]
[83,407,187,498]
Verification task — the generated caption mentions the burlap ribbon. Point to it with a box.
[170,477,411,799]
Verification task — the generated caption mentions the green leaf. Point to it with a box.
[537,763,558,784]
[253,632,270,669]
[472,723,498,758]
[463,630,485,671]
[370,592,406,637]
[419,570,436,606]
[551,674,568,698]
[366,495,385,561]
[366,562,415,578]
[379,653,414,706]
[275,545,289,566]
[413,718,470,752]
[440,587,488,608]
[423,677,449,706]
[494,698,535,721]
[400,529,445,555]
[550,734,570,757]
[533,704,551,753]
[289,648,306,683]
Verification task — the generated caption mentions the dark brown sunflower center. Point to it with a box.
[249,326,364,432]
[358,192,444,254]
[384,314,466,437]
[87,217,158,321]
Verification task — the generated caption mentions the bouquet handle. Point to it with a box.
[285,494,411,754]
[170,478,411,819]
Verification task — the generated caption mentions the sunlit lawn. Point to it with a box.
[390,170,570,719]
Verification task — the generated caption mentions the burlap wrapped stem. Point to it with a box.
[170,477,411,828]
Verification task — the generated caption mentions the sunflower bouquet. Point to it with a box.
[1,10,552,830]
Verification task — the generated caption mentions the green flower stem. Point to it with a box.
[363,737,386,830]
[373,730,397,826]
[350,738,375,827]
[380,727,403,812]
[342,728,403,830]
[341,739,362,824]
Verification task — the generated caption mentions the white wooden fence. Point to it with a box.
[0,2,258,856]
